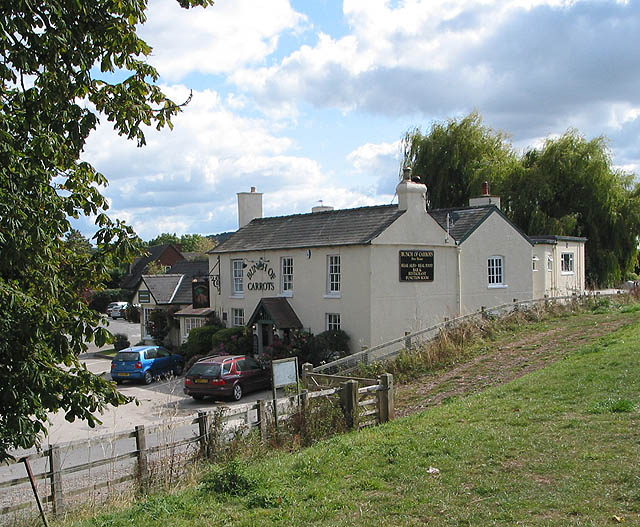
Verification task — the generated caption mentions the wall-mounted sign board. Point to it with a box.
[399,250,434,282]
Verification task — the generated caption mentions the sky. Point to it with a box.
[78,0,640,241]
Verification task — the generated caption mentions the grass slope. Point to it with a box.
[63,315,640,527]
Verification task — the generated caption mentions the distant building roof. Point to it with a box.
[141,274,184,304]
[140,260,210,305]
[121,244,184,289]
[530,235,588,244]
[212,205,405,253]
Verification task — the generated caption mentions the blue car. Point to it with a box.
[110,346,184,385]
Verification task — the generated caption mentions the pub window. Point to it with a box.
[183,317,205,338]
[561,253,574,274]
[232,308,244,327]
[487,256,504,287]
[326,313,341,331]
[231,259,244,295]
[281,257,294,295]
[327,255,341,295]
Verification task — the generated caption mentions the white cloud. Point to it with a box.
[347,140,401,173]
[141,0,307,81]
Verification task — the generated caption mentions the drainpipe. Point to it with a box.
[456,243,462,316]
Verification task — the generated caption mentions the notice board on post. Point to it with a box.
[271,357,298,388]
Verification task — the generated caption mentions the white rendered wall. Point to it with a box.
[459,213,534,312]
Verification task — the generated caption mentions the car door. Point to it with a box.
[242,357,267,392]
[155,347,171,375]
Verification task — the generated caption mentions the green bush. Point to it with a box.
[211,327,253,355]
[113,333,130,351]
[125,304,140,323]
[180,324,222,359]
[147,309,170,345]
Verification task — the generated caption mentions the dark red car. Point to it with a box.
[183,355,270,401]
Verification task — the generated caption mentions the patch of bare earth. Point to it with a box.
[395,315,632,418]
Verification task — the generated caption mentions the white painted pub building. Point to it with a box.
[181,171,586,354]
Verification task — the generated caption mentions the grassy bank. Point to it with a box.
[54,309,640,526]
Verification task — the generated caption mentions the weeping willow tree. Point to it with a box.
[502,131,640,286]
[401,111,518,209]
[403,114,640,286]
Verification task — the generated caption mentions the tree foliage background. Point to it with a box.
[0,0,212,461]
[403,113,640,286]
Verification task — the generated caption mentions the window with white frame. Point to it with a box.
[183,317,205,338]
[487,256,504,286]
[561,252,574,274]
[281,257,293,295]
[326,313,341,331]
[231,308,244,327]
[547,256,553,271]
[231,259,244,295]
[532,256,539,271]
[327,255,341,295]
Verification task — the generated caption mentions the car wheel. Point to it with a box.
[115,379,123,385]
[173,363,183,376]
[143,371,153,385]
[192,394,205,401]
[232,383,243,401]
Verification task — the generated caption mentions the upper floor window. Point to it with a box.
[488,256,504,287]
[547,256,553,271]
[232,259,244,295]
[327,255,341,295]
[561,253,574,274]
[532,256,539,271]
[281,257,293,295]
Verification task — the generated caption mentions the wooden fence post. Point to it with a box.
[300,389,308,414]
[377,373,394,423]
[301,363,313,389]
[48,446,63,515]
[257,400,268,442]
[198,411,210,459]
[135,425,148,489]
[340,380,359,430]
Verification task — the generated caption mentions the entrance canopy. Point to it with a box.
[247,297,303,329]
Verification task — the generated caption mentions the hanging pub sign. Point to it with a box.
[399,250,434,282]
[192,280,210,308]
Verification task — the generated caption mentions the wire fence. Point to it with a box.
[313,292,624,375]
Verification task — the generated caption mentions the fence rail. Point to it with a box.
[313,292,624,375]
[1,372,394,521]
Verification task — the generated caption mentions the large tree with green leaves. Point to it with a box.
[501,131,640,286]
[403,113,640,286]
[0,0,213,460]
[402,111,518,209]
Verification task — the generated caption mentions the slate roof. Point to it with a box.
[247,297,303,329]
[212,205,405,253]
[429,206,494,243]
[529,235,587,244]
[141,274,184,304]
[121,244,184,289]
[141,261,210,305]
[430,205,533,246]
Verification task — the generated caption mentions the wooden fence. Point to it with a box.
[0,372,394,520]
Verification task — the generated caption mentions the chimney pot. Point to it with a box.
[482,181,490,196]
[250,186,256,193]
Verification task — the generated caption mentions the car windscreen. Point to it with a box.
[187,363,221,377]
[114,352,140,361]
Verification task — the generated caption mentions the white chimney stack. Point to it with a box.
[237,186,263,229]
[396,167,427,212]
